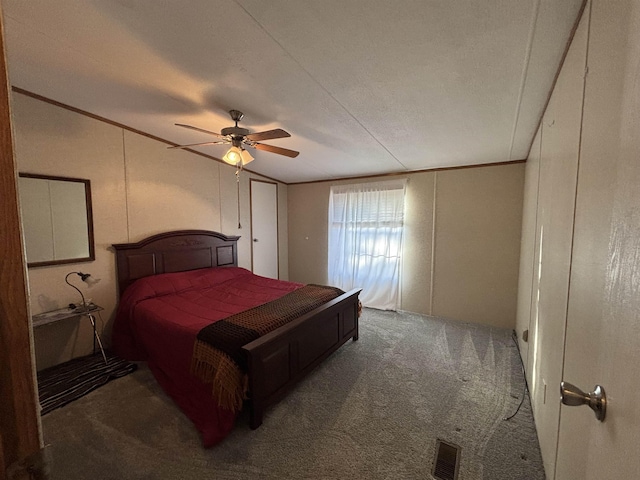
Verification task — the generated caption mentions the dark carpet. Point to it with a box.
[37,350,137,415]
[40,309,545,479]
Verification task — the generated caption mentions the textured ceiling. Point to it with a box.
[2,0,583,183]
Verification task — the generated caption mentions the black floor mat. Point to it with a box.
[37,350,137,415]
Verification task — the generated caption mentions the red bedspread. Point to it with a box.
[112,267,302,447]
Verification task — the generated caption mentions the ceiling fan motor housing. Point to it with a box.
[221,126,250,138]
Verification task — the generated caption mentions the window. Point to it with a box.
[328,179,407,310]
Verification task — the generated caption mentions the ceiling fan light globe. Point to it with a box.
[240,149,254,165]
[222,146,242,165]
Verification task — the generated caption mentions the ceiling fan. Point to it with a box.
[169,109,299,166]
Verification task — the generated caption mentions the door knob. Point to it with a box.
[253,238,258,242]
[560,381,606,421]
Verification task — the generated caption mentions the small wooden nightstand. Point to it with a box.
[32,304,107,363]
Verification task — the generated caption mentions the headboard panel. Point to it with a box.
[112,230,240,294]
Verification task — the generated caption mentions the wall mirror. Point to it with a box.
[18,173,95,268]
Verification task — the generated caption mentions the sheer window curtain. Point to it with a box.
[328,179,407,310]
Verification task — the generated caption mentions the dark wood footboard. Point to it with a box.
[242,288,361,429]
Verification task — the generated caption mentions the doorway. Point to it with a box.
[250,179,278,279]
[0,11,42,473]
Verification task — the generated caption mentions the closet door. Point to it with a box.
[250,179,278,279]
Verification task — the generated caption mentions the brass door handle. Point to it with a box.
[560,381,606,421]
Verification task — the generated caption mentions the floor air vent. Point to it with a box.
[433,439,460,480]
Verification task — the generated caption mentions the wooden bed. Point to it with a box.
[112,229,360,432]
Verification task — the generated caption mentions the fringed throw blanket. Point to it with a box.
[191,284,345,412]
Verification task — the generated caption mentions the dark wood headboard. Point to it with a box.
[112,230,240,294]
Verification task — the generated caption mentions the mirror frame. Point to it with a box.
[18,172,95,268]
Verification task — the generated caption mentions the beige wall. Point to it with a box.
[400,172,435,315]
[432,165,524,326]
[12,92,288,370]
[288,162,525,329]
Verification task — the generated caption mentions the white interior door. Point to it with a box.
[555,0,640,477]
[250,180,278,279]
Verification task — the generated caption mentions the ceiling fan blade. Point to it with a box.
[253,143,300,158]
[245,128,291,142]
[168,140,228,149]
[175,123,226,139]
